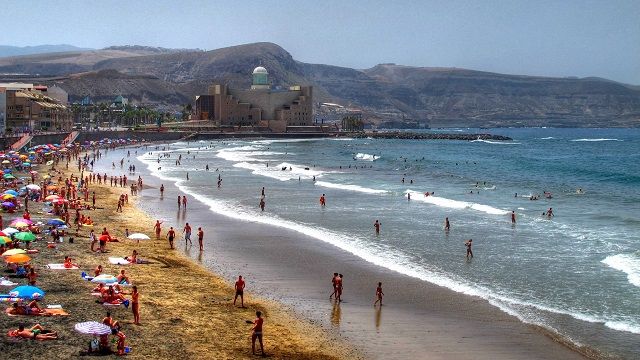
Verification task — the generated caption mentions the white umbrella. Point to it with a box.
[26,184,41,191]
[74,321,112,335]
[127,233,150,240]
[2,227,19,235]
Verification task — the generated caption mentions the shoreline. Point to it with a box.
[117,142,599,360]
[1,147,360,359]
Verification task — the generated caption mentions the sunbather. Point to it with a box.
[8,301,46,315]
[116,270,130,284]
[63,256,78,268]
[8,324,58,340]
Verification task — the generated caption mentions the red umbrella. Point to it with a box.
[98,235,110,241]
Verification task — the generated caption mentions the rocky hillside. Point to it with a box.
[0,42,638,127]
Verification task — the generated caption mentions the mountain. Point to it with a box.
[0,42,638,127]
[0,44,93,58]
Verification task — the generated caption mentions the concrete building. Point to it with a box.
[0,83,72,133]
[205,66,313,132]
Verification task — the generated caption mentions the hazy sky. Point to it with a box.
[2,0,639,83]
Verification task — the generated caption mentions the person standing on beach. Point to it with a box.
[319,194,326,207]
[329,272,339,299]
[250,311,265,357]
[511,211,516,224]
[154,220,163,239]
[160,184,164,196]
[182,196,187,209]
[177,196,181,210]
[335,274,344,302]
[373,282,384,307]
[167,227,176,249]
[131,286,140,325]
[234,275,246,308]
[374,220,381,235]
[444,217,450,232]
[465,239,473,260]
[197,227,204,251]
[182,222,192,246]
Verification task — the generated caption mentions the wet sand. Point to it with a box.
[121,147,590,360]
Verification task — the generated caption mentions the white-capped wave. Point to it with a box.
[471,139,521,145]
[405,190,509,215]
[570,138,622,142]
[354,153,379,161]
[216,146,265,162]
[315,181,388,194]
[602,253,640,287]
[234,162,323,181]
[538,137,555,140]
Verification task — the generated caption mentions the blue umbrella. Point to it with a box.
[6,285,45,300]
[3,190,18,196]
[2,169,11,174]
[47,219,66,226]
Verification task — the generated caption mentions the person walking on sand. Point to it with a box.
[374,220,381,235]
[131,285,140,325]
[444,217,450,231]
[329,272,339,299]
[177,196,181,210]
[234,275,246,308]
[182,222,192,246]
[373,282,384,307]
[511,211,516,224]
[182,195,187,209]
[197,227,204,251]
[167,227,176,249]
[465,239,473,260]
[154,220,163,239]
[250,311,265,357]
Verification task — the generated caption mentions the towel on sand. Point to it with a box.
[0,279,18,286]
[5,308,69,316]
[46,264,79,270]
[109,257,129,265]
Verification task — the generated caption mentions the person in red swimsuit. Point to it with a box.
[234,275,246,308]
[251,311,265,356]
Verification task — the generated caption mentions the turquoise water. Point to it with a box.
[137,128,639,357]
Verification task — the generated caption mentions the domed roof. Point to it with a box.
[253,66,268,74]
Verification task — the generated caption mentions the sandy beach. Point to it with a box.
[1,148,360,359]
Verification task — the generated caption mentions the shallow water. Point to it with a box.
[96,128,640,358]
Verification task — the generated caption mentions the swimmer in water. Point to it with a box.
[511,211,516,224]
[465,239,473,260]
[444,217,450,231]
[374,220,381,235]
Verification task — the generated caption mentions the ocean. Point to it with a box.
[100,128,639,358]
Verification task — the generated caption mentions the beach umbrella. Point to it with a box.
[3,174,15,180]
[26,184,40,191]
[2,169,11,174]
[2,227,19,235]
[0,236,11,245]
[98,235,110,242]
[0,231,7,236]
[127,233,150,240]
[8,285,45,300]
[10,218,33,226]
[5,254,31,264]
[22,163,31,167]
[3,190,18,196]
[13,232,36,242]
[51,198,68,205]
[1,194,15,200]
[1,160,10,164]
[44,195,60,201]
[29,171,38,175]
[1,248,26,257]
[74,321,112,336]
[47,219,66,226]
[10,220,30,228]
[91,274,118,284]
[46,160,54,166]
[1,201,15,208]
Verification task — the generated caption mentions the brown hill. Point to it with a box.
[1,42,638,127]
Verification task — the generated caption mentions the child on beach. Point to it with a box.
[374,282,384,306]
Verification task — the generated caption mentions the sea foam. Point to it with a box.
[354,153,379,161]
[315,181,388,194]
[406,190,510,215]
[602,253,640,288]
[570,138,622,142]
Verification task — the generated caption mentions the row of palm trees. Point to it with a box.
[70,103,178,128]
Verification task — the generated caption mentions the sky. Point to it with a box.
[1,0,639,84]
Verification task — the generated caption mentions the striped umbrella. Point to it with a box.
[74,321,112,336]
[0,236,12,245]
[1,248,26,257]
